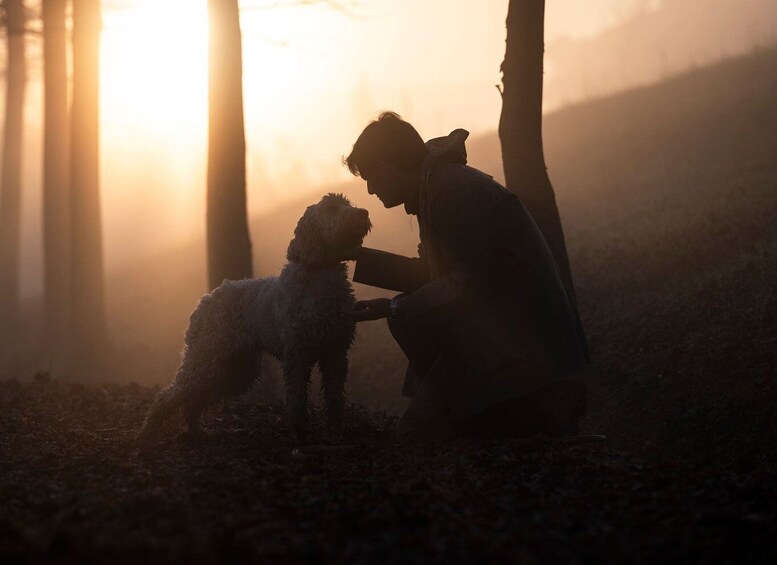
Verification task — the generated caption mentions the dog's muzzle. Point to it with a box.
[341,208,372,245]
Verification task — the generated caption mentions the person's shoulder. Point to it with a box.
[430,161,480,183]
[428,162,510,202]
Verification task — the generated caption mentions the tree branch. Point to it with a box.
[241,0,366,19]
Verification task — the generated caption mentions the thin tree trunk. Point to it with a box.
[498,0,588,360]
[207,0,253,290]
[42,0,71,373]
[0,0,26,372]
[70,0,108,370]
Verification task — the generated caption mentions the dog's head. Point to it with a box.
[286,193,372,265]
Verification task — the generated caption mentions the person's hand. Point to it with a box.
[348,298,391,322]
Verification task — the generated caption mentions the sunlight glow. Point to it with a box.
[99,0,210,268]
[101,0,209,133]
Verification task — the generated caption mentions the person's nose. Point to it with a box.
[367,181,375,195]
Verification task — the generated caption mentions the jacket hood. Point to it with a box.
[422,128,470,170]
[410,128,470,260]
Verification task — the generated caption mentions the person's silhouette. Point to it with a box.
[347,112,587,442]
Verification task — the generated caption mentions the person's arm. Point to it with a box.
[350,168,496,323]
[352,247,431,293]
[349,245,430,322]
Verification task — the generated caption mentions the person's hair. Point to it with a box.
[344,111,427,179]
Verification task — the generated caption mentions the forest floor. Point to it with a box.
[2,378,777,563]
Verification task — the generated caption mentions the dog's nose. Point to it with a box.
[356,208,369,218]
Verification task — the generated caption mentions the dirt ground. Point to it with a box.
[2,378,776,563]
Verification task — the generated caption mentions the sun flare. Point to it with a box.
[101,0,209,133]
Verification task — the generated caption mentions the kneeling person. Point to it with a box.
[346,112,588,442]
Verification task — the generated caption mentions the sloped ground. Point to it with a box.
[543,49,777,468]
[2,377,776,563]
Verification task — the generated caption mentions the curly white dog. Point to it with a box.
[138,193,371,447]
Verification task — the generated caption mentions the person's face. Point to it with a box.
[364,162,417,209]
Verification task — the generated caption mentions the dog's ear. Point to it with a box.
[287,206,328,265]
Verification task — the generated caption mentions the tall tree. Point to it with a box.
[70,0,108,368]
[207,0,253,290]
[42,0,71,370]
[0,0,27,370]
[498,0,588,360]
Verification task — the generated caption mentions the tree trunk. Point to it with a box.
[70,0,108,370]
[42,0,71,373]
[0,0,26,372]
[207,0,253,290]
[498,0,588,360]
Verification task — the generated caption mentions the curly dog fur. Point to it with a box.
[137,193,371,446]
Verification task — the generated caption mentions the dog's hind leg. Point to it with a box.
[319,351,349,434]
[223,347,263,397]
[183,393,209,437]
[282,356,314,437]
[137,383,184,448]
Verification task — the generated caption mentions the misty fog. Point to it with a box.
[5,0,777,300]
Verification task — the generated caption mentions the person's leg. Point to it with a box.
[468,377,587,439]
[537,377,587,436]
[395,370,463,443]
[387,311,443,398]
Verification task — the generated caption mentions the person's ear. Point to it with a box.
[376,161,390,179]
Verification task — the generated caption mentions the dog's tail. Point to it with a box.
[136,384,184,449]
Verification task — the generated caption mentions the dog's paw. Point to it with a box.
[321,417,344,442]
[322,429,344,445]
[286,419,312,444]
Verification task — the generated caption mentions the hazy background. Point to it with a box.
[9,0,777,299]
[1,0,775,468]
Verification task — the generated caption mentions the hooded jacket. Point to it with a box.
[393,129,587,418]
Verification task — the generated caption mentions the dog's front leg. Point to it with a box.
[282,356,314,437]
[319,351,348,435]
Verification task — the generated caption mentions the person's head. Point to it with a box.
[345,112,428,208]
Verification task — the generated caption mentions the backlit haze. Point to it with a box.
[14,0,777,296]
